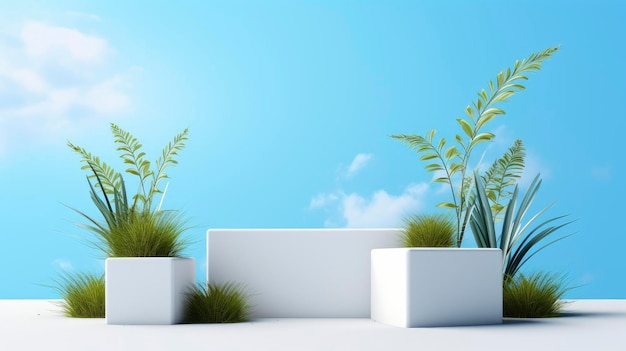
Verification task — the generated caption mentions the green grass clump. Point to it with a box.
[104,210,189,257]
[402,213,456,248]
[503,271,569,318]
[184,283,251,323]
[55,272,105,318]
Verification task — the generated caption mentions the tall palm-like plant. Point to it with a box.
[470,171,575,280]
[67,123,190,257]
[392,47,558,247]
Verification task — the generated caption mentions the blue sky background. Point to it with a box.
[0,0,624,299]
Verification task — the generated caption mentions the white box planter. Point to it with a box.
[105,257,195,325]
[207,228,402,318]
[371,248,502,327]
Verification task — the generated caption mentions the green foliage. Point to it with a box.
[481,139,526,220]
[184,283,251,323]
[67,123,190,257]
[503,272,570,318]
[470,171,575,280]
[402,213,456,248]
[68,123,188,212]
[104,209,189,257]
[391,46,558,247]
[67,142,122,196]
[54,272,105,318]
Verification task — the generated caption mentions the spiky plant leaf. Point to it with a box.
[469,172,496,248]
[470,172,575,279]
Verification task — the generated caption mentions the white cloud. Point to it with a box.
[311,152,431,227]
[0,20,134,156]
[21,21,108,64]
[84,73,133,114]
[310,192,339,209]
[490,125,514,148]
[312,183,430,228]
[520,151,551,187]
[342,183,428,228]
[346,153,372,178]
[66,11,102,22]
[52,259,74,271]
[8,67,47,92]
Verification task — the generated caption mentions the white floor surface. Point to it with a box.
[0,300,625,351]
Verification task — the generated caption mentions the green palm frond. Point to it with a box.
[482,139,526,219]
[67,141,122,195]
[148,128,189,209]
[111,123,153,208]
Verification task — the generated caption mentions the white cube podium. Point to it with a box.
[105,257,196,325]
[371,248,502,327]
[207,228,402,318]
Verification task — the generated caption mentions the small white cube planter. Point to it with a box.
[371,248,502,328]
[105,257,195,325]
[207,228,402,318]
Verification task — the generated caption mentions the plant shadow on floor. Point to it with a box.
[501,318,543,325]
[558,311,626,318]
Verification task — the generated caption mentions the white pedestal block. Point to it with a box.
[207,228,402,318]
[371,248,502,327]
[105,257,195,325]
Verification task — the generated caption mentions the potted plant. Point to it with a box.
[371,214,503,327]
[68,123,195,325]
[372,46,559,327]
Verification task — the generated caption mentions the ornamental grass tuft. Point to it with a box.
[503,271,570,318]
[402,213,456,248]
[184,283,251,323]
[104,209,190,257]
[55,272,105,318]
